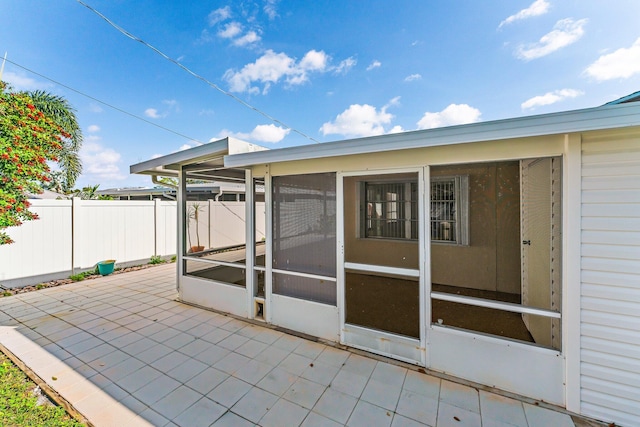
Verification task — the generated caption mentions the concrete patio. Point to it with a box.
[0,264,597,427]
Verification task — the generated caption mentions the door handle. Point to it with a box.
[522,240,531,245]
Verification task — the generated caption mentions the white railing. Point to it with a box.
[0,199,265,288]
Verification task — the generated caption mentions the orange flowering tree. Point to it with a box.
[0,82,65,244]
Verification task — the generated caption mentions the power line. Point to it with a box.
[75,0,320,144]
[3,57,205,144]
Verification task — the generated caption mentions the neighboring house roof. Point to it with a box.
[28,189,68,199]
[605,90,640,105]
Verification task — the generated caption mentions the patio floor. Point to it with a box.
[0,264,596,427]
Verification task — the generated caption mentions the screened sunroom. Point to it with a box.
[131,98,640,427]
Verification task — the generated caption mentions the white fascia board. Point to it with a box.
[223,103,640,168]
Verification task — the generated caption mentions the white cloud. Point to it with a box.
[144,108,163,119]
[208,6,231,26]
[88,103,104,113]
[2,71,50,91]
[219,22,243,39]
[333,57,357,74]
[417,104,482,130]
[521,89,584,110]
[224,49,334,93]
[233,30,261,46]
[584,38,640,81]
[264,0,279,20]
[517,18,588,60]
[404,74,422,82]
[87,125,100,133]
[499,0,550,28]
[320,98,400,137]
[80,142,124,181]
[367,60,381,71]
[219,124,290,143]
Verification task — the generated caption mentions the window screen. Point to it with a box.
[430,176,469,244]
[363,181,418,240]
[272,173,336,304]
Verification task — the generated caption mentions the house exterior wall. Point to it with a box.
[580,128,640,427]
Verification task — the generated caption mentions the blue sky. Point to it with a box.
[2,0,640,189]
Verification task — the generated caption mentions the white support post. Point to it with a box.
[563,133,582,413]
[264,165,273,323]
[245,169,256,318]
[177,167,187,293]
[154,198,161,256]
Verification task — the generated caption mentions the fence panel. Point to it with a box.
[0,200,72,283]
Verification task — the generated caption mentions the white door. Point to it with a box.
[339,170,426,365]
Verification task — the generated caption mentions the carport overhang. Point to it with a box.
[130,136,267,182]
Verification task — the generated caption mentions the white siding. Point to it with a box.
[581,129,640,427]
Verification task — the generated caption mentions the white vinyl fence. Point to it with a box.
[0,198,264,288]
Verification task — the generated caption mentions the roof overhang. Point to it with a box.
[223,101,640,168]
[130,137,268,182]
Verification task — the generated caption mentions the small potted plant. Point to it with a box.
[187,203,205,253]
[97,259,116,275]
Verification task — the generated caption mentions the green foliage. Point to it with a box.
[2,291,12,297]
[149,255,165,265]
[69,184,112,200]
[0,82,65,245]
[171,255,177,263]
[68,270,94,282]
[0,354,85,426]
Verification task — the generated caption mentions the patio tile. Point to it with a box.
[173,396,226,427]
[293,340,325,359]
[283,377,326,409]
[211,411,254,427]
[135,343,174,364]
[302,412,343,427]
[135,408,170,427]
[214,351,251,375]
[193,344,231,365]
[154,385,202,420]
[436,401,481,427]
[330,368,369,397]
[132,374,182,406]
[253,344,290,366]
[347,400,394,427]
[200,327,233,344]
[523,402,575,427]
[253,328,285,345]
[312,387,358,424]
[235,338,269,358]
[439,380,480,414]
[151,350,192,373]
[391,414,430,427]
[278,352,315,375]
[395,389,438,426]
[101,357,146,382]
[217,333,250,351]
[163,331,198,350]
[207,376,252,408]
[370,361,408,389]
[88,349,130,372]
[232,358,273,385]
[118,365,163,393]
[403,370,441,400]
[231,387,279,423]
[166,357,208,383]
[301,359,340,386]
[315,346,350,367]
[479,390,527,426]
[256,366,298,396]
[259,398,309,427]
[184,367,229,395]
[121,337,157,356]
[236,324,263,339]
[342,353,377,378]
[361,378,402,411]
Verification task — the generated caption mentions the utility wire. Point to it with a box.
[3,57,205,144]
[75,0,320,144]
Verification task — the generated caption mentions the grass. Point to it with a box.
[148,255,165,265]
[0,353,85,426]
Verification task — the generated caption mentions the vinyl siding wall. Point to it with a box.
[580,128,640,427]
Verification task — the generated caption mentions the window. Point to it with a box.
[430,176,469,245]
[363,181,418,240]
